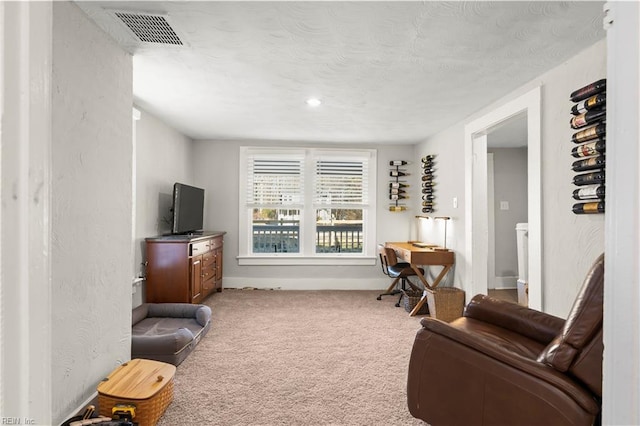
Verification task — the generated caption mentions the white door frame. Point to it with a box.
[487,153,495,289]
[602,1,640,423]
[1,1,53,423]
[464,87,542,309]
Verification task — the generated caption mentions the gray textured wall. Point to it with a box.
[415,39,605,317]
[490,147,528,279]
[51,3,133,423]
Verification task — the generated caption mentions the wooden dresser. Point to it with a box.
[145,231,226,304]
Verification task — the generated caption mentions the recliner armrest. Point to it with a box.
[418,318,599,414]
[463,294,565,344]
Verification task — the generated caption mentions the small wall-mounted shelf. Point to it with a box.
[389,160,408,212]
[569,79,606,214]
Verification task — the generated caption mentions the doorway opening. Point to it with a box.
[487,112,528,304]
[464,87,542,310]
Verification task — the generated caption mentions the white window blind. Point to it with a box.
[246,155,304,206]
[314,158,368,206]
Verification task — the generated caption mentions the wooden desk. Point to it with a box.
[385,242,455,316]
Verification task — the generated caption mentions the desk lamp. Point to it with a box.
[433,216,450,251]
[415,215,450,250]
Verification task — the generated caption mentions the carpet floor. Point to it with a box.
[157,289,428,426]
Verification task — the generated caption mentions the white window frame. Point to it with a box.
[238,147,377,265]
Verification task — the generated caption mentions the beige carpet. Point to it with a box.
[157,290,428,426]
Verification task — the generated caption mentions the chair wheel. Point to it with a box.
[395,302,400,307]
[376,296,382,301]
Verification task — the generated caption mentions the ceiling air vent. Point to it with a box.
[113,12,183,45]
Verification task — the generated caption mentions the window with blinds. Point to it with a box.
[314,159,367,206]
[239,147,377,262]
[246,154,304,254]
[247,156,304,206]
[313,156,369,254]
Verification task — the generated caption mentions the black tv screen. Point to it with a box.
[172,183,205,234]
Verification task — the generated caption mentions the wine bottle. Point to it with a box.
[421,201,434,207]
[421,174,434,181]
[573,170,605,186]
[572,155,605,172]
[390,170,407,177]
[571,123,606,144]
[422,207,434,214]
[570,108,607,129]
[422,182,434,188]
[572,185,605,200]
[389,205,407,212]
[422,195,434,201]
[570,78,606,102]
[572,201,605,214]
[389,188,406,195]
[389,194,408,201]
[389,160,408,166]
[571,140,605,158]
[422,188,434,194]
[421,155,434,163]
[389,182,408,189]
[571,93,606,115]
[422,167,434,173]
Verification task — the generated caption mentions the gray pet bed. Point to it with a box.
[131,303,212,366]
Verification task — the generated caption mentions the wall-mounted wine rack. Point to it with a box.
[569,78,606,214]
[389,160,408,212]
[421,155,435,213]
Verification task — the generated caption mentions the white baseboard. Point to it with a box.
[490,275,518,290]
[223,277,392,291]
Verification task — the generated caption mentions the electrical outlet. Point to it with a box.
[500,201,509,210]
[453,197,458,208]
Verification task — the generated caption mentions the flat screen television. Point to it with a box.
[172,182,205,234]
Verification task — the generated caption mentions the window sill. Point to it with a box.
[236,255,377,266]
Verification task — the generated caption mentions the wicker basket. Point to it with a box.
[98,359,175,426]
[426,287,465,322]
[98,380,173,426]
[401,289,430,315]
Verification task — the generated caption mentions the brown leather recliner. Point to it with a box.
[407,254,603,425]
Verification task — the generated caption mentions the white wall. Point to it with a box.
[191,140,415,290]
[413,125,466,289]
[134,108,193,306]
[51,3,133,424]
[490,147,527,282]
[416,39,606,317]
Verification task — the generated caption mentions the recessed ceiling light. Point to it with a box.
[306,98,322,107]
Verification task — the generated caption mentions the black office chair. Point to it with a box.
[377,245,423,307]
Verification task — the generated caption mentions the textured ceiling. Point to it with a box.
[75,1,605,144]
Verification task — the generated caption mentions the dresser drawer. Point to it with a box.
[210,237,223,250]
[191,241,210,256]
[202,252,215,267]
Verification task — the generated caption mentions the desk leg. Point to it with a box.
[410,265,432,290]
[409,264,453,317]
[409,291,429,316]
[431,264,453,288]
